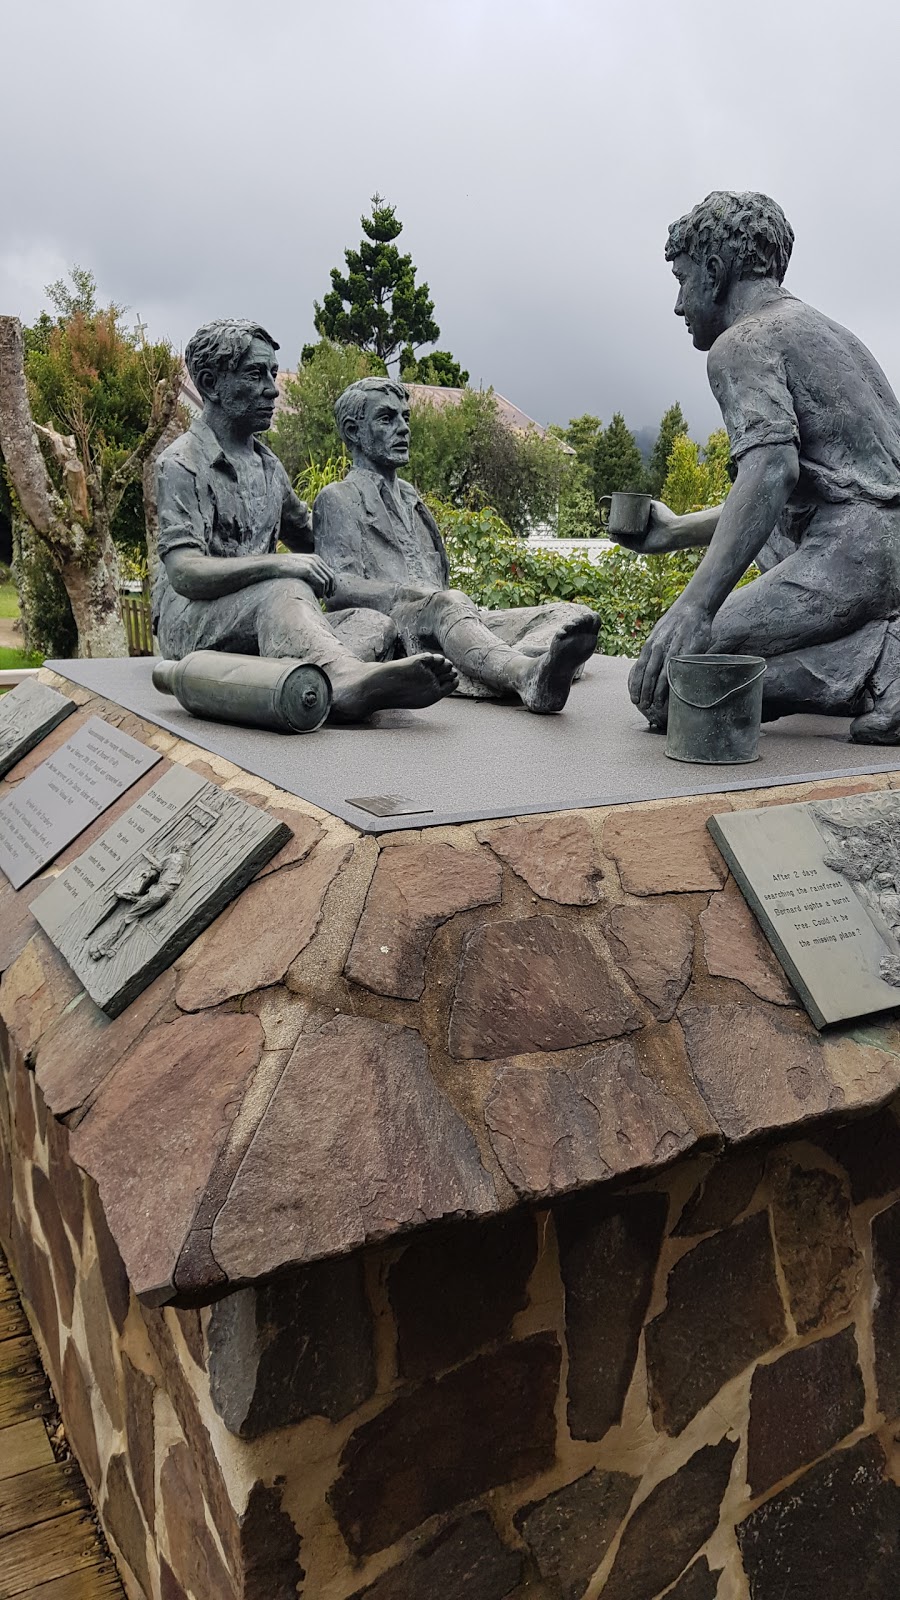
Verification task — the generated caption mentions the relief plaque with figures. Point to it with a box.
[708,792,900,1028]
[30,766,291,1017]
[0,678,75,780]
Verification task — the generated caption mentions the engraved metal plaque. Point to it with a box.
[346,795,433,817]
[31,766,291,1017]
[709,792,900,1028]
[0,716,161,889]
[0,678,75,779]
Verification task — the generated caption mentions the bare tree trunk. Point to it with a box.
[0,315,128,658]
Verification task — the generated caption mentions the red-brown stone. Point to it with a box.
[598,1438,738,1600]
[602,800,730,895]
[86,1180,130,1334]
[449,915,641,1060]
[872,1198,900,1421]
[212,1016,497,1280]
[476,813,604,904]
[254,807,325,876]
[45,1117,85,1248]
[329,1334,560,1558]
[485,1041,702,1197]
[80,1255,124,1429]
[557,1191,668,1440]
[160,1441,239,1600]
[515,1468,637,1600]
[123,1355,157,1530]
[680,1001,837,1142]
[175,837,353,1010]
[389,1212,537,1378]
[770,1162,859,1335]
[70,1011,265,1300]
[700,876,795,1004]
[747,1326,865,1495]
[646,1212,787,1435]
[60,1339,102,1490]
[31,1166,75,1327]
[103,1453,152,1596]
[345,841,502,999]
[0,935,81,1061]
[602,900,695,1019]
[35,968,179,1118]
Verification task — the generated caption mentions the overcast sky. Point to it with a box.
[2,0,898,441]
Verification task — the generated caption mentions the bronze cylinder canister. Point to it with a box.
[153,652,331,733]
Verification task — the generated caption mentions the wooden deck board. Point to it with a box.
[0,1252,125,1599]
[15,1566,125,1598]
[0,1461,89,1537]
[0,1420,55,1481]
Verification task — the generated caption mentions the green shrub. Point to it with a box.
[433,498,712,657]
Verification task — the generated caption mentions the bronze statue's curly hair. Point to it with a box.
[666,192,794,284]
[334,377,409,441]
[185,319,279,392]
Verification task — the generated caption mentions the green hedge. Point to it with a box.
[433,500,705,658]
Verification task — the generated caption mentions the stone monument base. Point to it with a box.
[2,669,900,1598]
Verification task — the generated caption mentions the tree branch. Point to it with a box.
[33,423,90,522]
[105,363,183,520]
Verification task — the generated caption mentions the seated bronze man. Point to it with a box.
[623,191,900,743]
[313,379,601,713]
[152,320,457,721]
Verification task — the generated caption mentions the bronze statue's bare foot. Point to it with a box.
[330,654,458,722]
[519,615,600,714]
[850,677,900,744]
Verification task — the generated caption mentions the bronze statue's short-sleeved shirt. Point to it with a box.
[708,293,900,507]
[152,418,311,627]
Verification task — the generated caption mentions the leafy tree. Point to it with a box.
[0,268,182,656]
[661,429,733,514]
[400,346,469,386]
[647,402,688,496]
[594,413,647,502]
[269,338,386,484]
[314,194,464,375]
[407,387,566,535]
[548,415,604,537]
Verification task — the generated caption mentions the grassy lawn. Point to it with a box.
[0,583,19,619]
[0,645,43,671]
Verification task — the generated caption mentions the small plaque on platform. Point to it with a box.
[709,792,900,1028]
[0,716,162,889]
[30,766,291,1017]
[346,795,433,817]
[0,678,76,780]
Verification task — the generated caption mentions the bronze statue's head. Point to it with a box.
[335,377,411,469]
[185,319,280,433]
[665,191,794,350]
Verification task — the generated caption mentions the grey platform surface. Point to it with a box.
[49,656,900,834]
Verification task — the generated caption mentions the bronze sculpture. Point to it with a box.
[621,192,900,744]
[152,320,457,721]
[313,378,601,713]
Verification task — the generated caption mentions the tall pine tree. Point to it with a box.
[314,195,463,373]
[594,413,647,501]
[647,402,688,496]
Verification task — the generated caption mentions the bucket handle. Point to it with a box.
[666,658,767,711]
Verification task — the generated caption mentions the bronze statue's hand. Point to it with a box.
[628,600,714,725]
[280,553,336,599]
[612,500,681,554]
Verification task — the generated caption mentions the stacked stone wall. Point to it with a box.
[4,1032,900,1597]
[1,677,900,1597]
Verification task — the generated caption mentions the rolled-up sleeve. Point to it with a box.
[156,456,208,560]
[709,330,800,461]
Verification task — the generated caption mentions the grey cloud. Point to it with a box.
[2,0,899,440]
